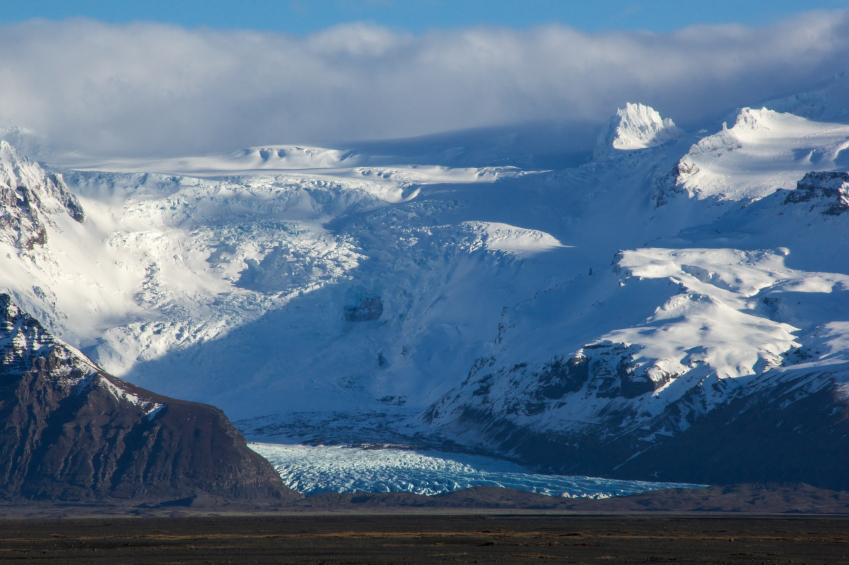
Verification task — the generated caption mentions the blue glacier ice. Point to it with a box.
[250,442,704,497]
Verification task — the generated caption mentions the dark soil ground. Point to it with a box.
[0,514,847,564]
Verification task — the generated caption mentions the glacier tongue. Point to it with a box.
[249,442,702,497]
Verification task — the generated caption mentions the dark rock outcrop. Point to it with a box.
[784,171,849,215]
[0,294,299,503]
[344,296,383,322]
[535,356,589,400]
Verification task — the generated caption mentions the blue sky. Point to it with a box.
[3,0,849,34]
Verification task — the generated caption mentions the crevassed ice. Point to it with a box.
[249,443,703,497]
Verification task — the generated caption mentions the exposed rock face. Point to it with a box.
[534,356,589,400]
[0,141,84,252]
[784,171,849,215]
[0,294,299,502]
[425,342,681,427]
[427,364,849,491]
[653,160,699,207]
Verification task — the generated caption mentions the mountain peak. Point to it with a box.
[0,140,84,252]
[594,102,683,159]
[0,139,21,163]
[0,127,51,161]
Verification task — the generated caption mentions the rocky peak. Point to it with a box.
[0,141,84,252]
[594,103,684,160]
[0,293,91,381]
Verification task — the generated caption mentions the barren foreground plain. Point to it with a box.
[0,514,847,564]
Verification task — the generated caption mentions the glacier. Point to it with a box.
[2,73,849,490]
[248,443,702,497]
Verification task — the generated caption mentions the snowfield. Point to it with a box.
[676,107,849,201]
[2,74,849,488]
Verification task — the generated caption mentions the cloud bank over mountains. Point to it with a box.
[1,10,849,158]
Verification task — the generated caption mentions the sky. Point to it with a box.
[1,1,849,158]
[4,0,849,35]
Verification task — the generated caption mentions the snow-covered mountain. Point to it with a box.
[2,75,849,489]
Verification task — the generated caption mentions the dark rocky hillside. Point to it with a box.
[435,366,849,491]
[0,293,300,503]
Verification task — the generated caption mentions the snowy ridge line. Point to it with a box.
[99,377,165,419]
[3,292,168,421]
[763,72,849,123]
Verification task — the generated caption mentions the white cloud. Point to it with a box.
[0,11,848,158]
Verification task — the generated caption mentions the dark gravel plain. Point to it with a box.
[0,514,848,565]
